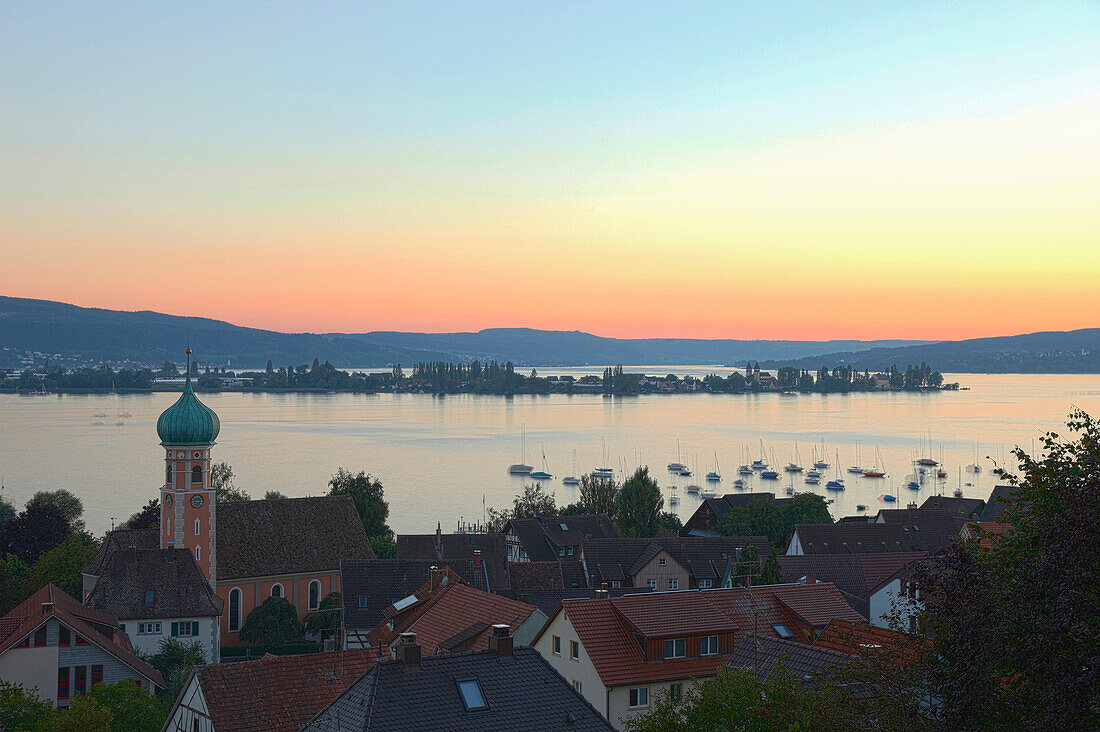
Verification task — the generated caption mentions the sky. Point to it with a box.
[0,1,1097,340]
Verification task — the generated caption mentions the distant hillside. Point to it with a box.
[335,328,928,366]
[0,297,447,369]
[762,329,1100,374]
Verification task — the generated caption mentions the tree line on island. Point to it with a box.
[0,358,955,395]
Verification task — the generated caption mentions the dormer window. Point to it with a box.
[772,623,794,639]
[144,590,155,606]
[663,638,686,659]
[658,558,666,567]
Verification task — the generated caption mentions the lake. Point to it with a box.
[1,373,1097,536]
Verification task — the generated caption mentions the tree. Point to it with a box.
[25,489,86,534]
[369,533,396,559]
[239,597,304,647]
[41,693,112,731]
[732,542,760,587]
[0,681,52,731]
[485,483,558,532]
[0,502,73,563]
[22,534,98,599]
[211,461,250,503]
[0,496,15,532]
[305,592,342,639]
[718,493,832,550]
[760,548,783,585]
[913,409,1100,729]
[328,469,391,539]
[120,499,159,531]
[578,474,620,518]
[656,512,682,534]
[148,638,206,702]
[617,467,663,538]
[263,490,287,500]
[630,664,844,732]
[85,679,169,732]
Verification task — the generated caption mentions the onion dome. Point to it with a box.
[157,350,220,446]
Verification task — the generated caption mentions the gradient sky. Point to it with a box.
[1,2,1097,340]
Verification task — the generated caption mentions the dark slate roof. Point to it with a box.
[791,510,962,556]
[873,508,965,553]
[682,493,790,535]
[341,559,488,630]
[560,559,588,589]
[777,553,927,600]
[81,528,159,576]
[397,532,509,592]
[506,514,618,562]
[85,548,222,620]
[727,633,849,682]
[499,587,653,616]
[507,561,564,590]
[582,536,770,586]
[919,495,986,520]
[979,485,1020,522]
[302,647,615,732]
[217,496,375,579]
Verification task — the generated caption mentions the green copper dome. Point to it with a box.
[157,370,220,446]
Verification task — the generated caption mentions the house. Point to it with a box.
[918,495,985,520]
[726,633,849,682]
[84,547,223,662]
[0,584,164,708]
[787,509,963,556]
[365,573,543,657]
[162,649,375,732]
[979,485,1020,522]
[499,587,651,616]
[303,631,615,731]
[532,583,863,729]
[777,553,927,629]
[960,521,1012,549]
[680,493,789,537]
[82,362,377,649]
[397,526,510,591]
[581,536,770,590]
[812,618,913,655]
[505,514,618,563]
[340,559,489,650]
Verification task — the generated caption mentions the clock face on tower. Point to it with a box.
[164,494,173,508]
[190,494,204,509]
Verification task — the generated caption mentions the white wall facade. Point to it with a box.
[121,616,219,663]
[533,611,608,720]
[869,578,922,631]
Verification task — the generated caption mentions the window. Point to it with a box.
[629,687,649,708]
[772,623,795,640]
[58,667,70,700]
[75,634,88,646]
[552,635,561,656]
[699,579,713,589]
[668,578,679,590]
[658,557,667,567]
[611,581,621,589]
[144,590,155,606]
[194,518,200,535]
[669,683,683,703]
[647,578,657,590]
[175,622,196,637]
[74,666,86,695]
[166,466,172,484]
[228,588,242,632]
[59,626,71,646]
[567,546,574,556]
[308,580,321,610]
[664,638,686,659]
[570,640,579,661]
[559,548,565,557]
[195,545,201,561]
[358,595,368,608]
[700,635,719,655]
[91,666,103,687]
[15,636,29,648]
[271,583,283,598]
[191,465,202,483]
[138,622,162,635]
[34,626,46,646]
[456,679,488,711]
[572,679,582,693]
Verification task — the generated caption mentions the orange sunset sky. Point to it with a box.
[1,3,1097,341]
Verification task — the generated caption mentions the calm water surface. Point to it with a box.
[1,373,1097,535]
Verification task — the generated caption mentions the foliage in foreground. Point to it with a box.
[239,596,304,646]
[0,679,169,732]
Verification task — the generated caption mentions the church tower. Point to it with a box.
[157,348,220,587]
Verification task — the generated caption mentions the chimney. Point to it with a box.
[519,593,531,605]
[473,549,482,569]
[396,632,421,671]
[41,602,54,614]
[488,624,513,657]
[429,565,439,591]
[435,522,443,559]
[595,582,609,599]
[804,574,817,585]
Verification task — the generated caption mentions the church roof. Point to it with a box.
[85,548,223,620]
[157,370,220,446]
[217,496,376,580]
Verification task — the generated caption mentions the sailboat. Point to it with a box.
[594,438,614,478]
[668,487,679,505]
[737,445,753,475]
[761,449,780,479]
[751,440,769,471]
[667,439,686,472]
[813,439,829,469]
[530,446,552,480]
[954,469,964,498]
[562,450,580,485]
[863,446,886,478]
[847,440,864,474]
[706,452,721,482]
[733,478,747,489]
[966,444,982,474]
[784,442,804,472]
[508,425,533,474]
[826,451,845,490]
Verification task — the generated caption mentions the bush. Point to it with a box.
[238,597,304,647]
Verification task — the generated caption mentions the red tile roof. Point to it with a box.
[193,650,375,732]
[812,618,910,655]
[541,584,864,688]
[0,584,164,688]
